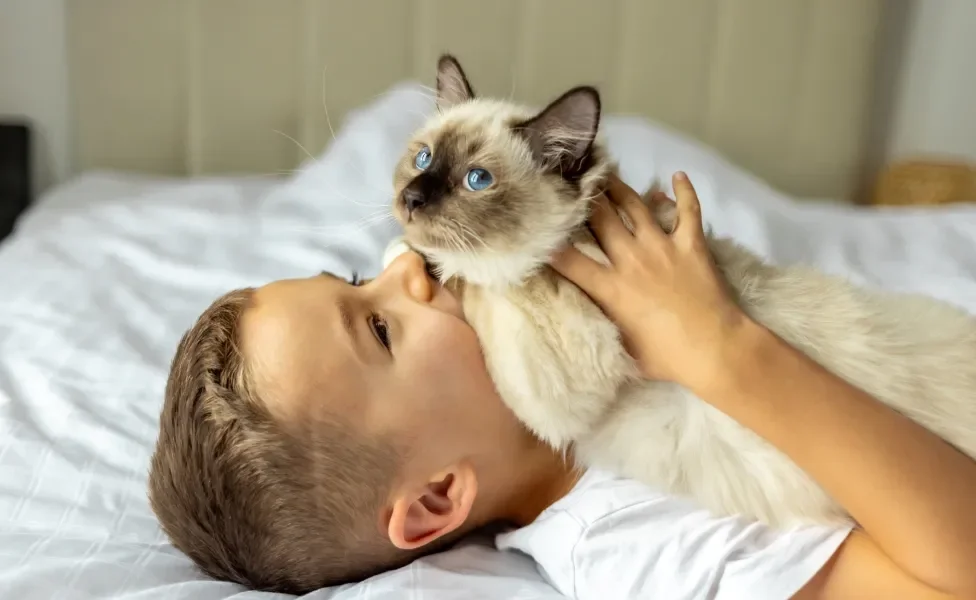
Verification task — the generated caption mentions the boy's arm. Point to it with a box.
[795,532,955,600]
[698,321,976,599]
[550,172,976,598]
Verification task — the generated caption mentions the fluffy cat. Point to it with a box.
[385,55,976,527]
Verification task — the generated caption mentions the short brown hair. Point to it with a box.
[149,288,418,593]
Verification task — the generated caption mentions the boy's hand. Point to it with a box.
[551,172,750,390]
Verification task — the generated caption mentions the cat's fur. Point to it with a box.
[387,55,976,527]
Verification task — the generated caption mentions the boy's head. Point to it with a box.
[149,251,565,593]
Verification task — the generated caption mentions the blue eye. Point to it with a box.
[414,147,432,170]
[464,168,493,191]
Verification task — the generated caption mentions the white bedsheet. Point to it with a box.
[2,82,976,600]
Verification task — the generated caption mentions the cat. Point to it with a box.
[385,54,976,527]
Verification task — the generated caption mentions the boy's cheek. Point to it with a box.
[363,396,418,442]
[410,327,478,379]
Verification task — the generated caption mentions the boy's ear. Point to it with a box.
[386,463,478,550]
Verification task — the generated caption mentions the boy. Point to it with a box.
[149,175,976,598]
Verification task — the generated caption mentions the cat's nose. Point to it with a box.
[402,187,427,213]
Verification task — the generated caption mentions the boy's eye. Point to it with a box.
[369,315,390,350]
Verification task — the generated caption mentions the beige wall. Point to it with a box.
[0,0,69,196]
[883,0,976,163]
[1,0,974,198]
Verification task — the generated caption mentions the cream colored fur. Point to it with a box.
[388,57,976,527]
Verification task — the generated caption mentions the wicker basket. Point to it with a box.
[870,159,976,206]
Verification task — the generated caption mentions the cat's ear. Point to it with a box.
[516,86,601,173]
[436,54,475,111]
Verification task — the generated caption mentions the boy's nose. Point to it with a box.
[384,252,433,304]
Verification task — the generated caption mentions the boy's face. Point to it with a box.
[240,251,548,549]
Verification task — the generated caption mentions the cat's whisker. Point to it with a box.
[403,92,438,113]
[441,222,472,255]
[507,64,518,102]
[453,228,475,256]
[414,84,443,105]
[344,211,394,227]
[443,229,464,254]
[203,168,304,180]
[451,221,488,257]
[316,191,388,210]
[272,129,318,164]
[260,212,391,235]
[406,110,433,121]
[349,209,392,223]
[580,190,605,204]
[455,224,477,253]
[453,220,485,251]
[319,64,342,149]
[311,220,400,250]
[309,207,392,226]
[264,214,394,240]
[441,223,467,252]
[319,65,400,197]
[457,230,475,255]
[322,188,391,209]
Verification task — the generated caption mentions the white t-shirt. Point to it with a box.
[496,470,851,600]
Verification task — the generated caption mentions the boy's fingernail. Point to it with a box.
[674,171,688,182]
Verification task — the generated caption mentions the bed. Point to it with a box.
[5,1,976,599]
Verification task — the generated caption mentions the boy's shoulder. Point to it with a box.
[496,469,691,552]
[526,468,675,529]
[494,469,685,591]
[496,469,851,600]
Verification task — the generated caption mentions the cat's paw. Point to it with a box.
[654,202,678,234]
[382,237,412,269]
[639,184,677,234]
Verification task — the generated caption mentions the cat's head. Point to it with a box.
[392,55,612,286]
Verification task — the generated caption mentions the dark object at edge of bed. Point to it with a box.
[0,121,31,243]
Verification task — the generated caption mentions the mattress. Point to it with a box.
[3,83,976,599]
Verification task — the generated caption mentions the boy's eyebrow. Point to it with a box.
[320,270,364,360]
[336,299,355,343]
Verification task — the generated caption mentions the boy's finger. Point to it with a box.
[605,174,644,210]
[550,245,609,303]
[672,171,705,238]
[587,194,633,260]
[604,174,652,228]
